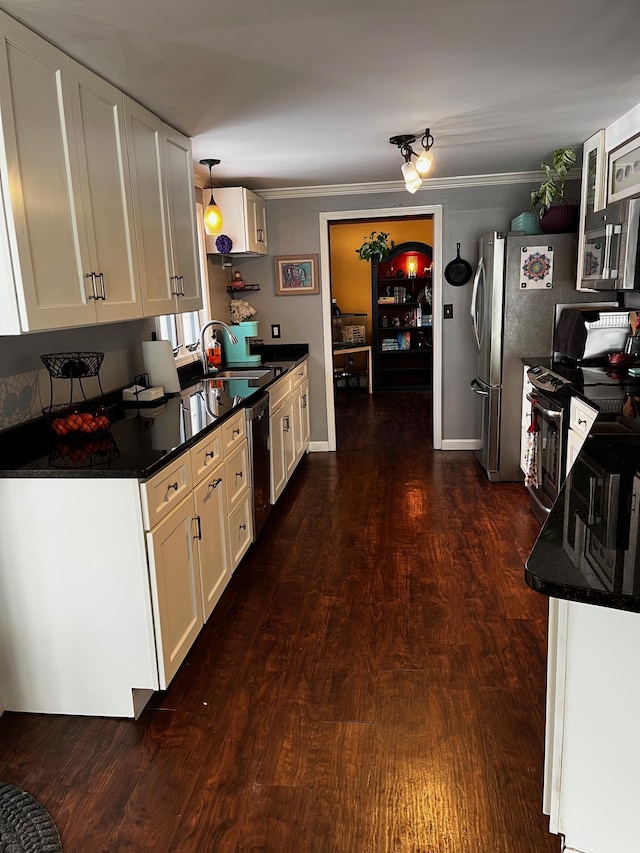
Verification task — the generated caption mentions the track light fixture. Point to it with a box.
[389,128,435,193]
[199,158,224,235]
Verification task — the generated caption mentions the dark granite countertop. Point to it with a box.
[0,346,308,480]
[524,362,640,612]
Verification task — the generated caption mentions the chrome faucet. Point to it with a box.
[199,320,239,374]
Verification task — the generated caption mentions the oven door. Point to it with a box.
[526,392,565,522]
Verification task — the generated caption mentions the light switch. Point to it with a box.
[271,324,281,338]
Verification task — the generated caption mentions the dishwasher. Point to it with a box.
[245,393,271,541]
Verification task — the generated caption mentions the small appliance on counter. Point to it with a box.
[553,305,630,363]
[224,321,262,365]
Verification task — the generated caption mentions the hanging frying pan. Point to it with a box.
[444,243,473,286]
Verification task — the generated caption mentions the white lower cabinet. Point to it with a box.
[0,410,254,717]
[269,361,310,504]
[143,410,250,689]
[145,495,204,689]
[193,464,229,621]
[545,600,640,853]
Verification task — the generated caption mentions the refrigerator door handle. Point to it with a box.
[471,256,484,350]
[470,378,489,397]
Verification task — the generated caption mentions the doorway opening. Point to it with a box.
[319,204,443,452]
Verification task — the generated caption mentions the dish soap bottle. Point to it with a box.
[207,332,222,369]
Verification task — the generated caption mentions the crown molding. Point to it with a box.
[252,168,582,200]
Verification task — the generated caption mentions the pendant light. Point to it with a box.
[199,158,223,235]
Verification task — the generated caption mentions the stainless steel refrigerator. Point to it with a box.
[470,232,603,482]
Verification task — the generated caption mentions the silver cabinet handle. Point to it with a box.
[283,416,290,432]
[96,272,106,300]
[178,275,185,296]
[170,275,181,296]
[193,515,202,540]
[301,395,307,408]
[85,272,98,300]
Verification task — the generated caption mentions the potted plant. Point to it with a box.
[356,231,394,262]
[529,147,579,233]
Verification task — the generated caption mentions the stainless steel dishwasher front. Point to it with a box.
[245,393,271,541]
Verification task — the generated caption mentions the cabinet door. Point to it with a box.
[227,491,252,570]
[0,15,93,331]
[193,463,230,621]
[246,190,268,255]
[295,379,310,461]
[577,130,607,292]
[146,496,203,689]
[161,123,202,313]
[123,97,175,317]
[69,62,141,323]
[224,439,250,511]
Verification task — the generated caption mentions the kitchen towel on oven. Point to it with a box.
[554,308,600,361]
[524,407,539,488]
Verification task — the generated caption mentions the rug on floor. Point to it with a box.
[0,783,62,853]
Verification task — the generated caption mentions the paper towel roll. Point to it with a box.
[141,339,180,394]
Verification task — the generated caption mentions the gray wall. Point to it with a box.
[0,178,579,442]
[230,180,569,444]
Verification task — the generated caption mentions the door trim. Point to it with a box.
[319,205,443,452]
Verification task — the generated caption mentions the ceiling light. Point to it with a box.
[390,128,435,193]
[199,158,223,235]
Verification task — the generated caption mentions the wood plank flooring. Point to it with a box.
[0,392,560,852]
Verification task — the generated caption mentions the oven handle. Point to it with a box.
[526,393,563,419]
[587,476,601,526]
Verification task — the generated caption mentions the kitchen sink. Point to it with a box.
[213,369,271,380]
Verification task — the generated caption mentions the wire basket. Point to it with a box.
[40,351,105,410]
[43,402,112,437]
[41,352,104,379]
[49,432,120,469]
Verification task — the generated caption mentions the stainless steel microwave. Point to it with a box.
[581,198,640,290]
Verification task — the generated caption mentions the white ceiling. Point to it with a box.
[3,0,640,191]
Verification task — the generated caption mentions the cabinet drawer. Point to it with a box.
[570,396,598,439]
[190,428,222,484]
[269,374,292,414]
[291,360,308,389]
[227,491,253,570]
[224,440,250,510]
[140,454,192,530]
[221,410,246,456]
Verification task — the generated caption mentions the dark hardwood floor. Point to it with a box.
[0,392,560,852]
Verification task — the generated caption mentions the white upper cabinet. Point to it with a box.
[68,62,142,322]
[204,186,268,255]
[0,15,93,332]
[161,124,202,312]
[0,9,201,333]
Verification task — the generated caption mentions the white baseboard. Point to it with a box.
[441,438,482,451]
[309,440,330,453]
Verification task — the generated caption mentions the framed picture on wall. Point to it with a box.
[273,255,319,296]
[608,134,640,203]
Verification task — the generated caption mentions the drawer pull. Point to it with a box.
[236,471,244,479]
[193,515,202,540]
[205,450,216,459]
[208,477,223,490]
[167,481,179,492]
[232,427,240,436]
[283,416,290,432]
[578,418,587,426]
[239,523,247,530]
